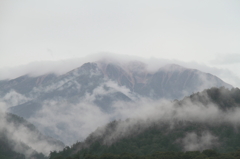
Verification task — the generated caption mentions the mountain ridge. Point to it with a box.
[0,61,233,145]
[0,111,65,159]
[49,87,240,159]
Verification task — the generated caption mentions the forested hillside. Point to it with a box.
[0,113,64,159]
[52,149,240,159]
[49,87,240,159]
[0,62,232,144]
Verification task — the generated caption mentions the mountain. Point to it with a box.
[0,111,64,159]
[0,61,232,144]
[50,149,240,159]
[49,87,240,159]
[0,61,231,117]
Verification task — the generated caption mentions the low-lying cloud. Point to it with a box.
[0,106,63,157]
[1,83,240,153]
[0,90,30,109]
[1,54,240,154]
[29,100,110,145]
[0,53,239,87]
[27,89,240,149]
[181,132,219,151]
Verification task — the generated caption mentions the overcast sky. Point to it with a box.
[1,0,240,86]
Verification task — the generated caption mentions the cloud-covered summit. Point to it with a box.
[0,59,232,145]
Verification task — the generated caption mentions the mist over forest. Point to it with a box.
[1,1,240,159]
[0,56,240,159]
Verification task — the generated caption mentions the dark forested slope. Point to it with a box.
[50,87,240,159]
[0,113,64,159]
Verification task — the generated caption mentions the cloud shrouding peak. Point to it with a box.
[0,53,239,87]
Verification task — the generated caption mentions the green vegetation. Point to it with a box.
[0,137,25,159]
[1,87,240,159]
[185,87,240,110]
[0,113,48,159]
[49,87,240,159]
[50,149,240,159]
[49,121,240,159]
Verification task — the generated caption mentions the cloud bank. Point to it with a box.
[0,106,63,157]
[0,53,239,87]
[26,88,240,150]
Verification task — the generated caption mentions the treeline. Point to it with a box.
[50,149,240,159]
[0,136,46,159]
[0,113,48,159]
[49,87,240,159]
[183,87,240,110]
[0,139,47,159]
[48,122,240,159]
[0,137,25,159]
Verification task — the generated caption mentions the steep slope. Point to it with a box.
[0,62,231,117]
[0,132,27,159]
[5,62,132,118]
[0,61,232,145]
[97,62,232,99]
[49,87,240,159]
[50,149,240,159]
[0,73,58,96]
[135,64,232,99]
[0,112,64,159]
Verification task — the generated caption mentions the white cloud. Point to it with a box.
[0,90,30,110]
[181,132,218,151]
[212,53,240,65]
[27,92,240,148]
[29,100,111,145]
[1,54,239,88]
[0,106,63,157]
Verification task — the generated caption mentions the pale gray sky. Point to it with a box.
[1,0,240,86]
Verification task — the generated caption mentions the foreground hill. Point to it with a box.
[0,112,64,159]
[50,87,240,159]
[52,149,240,159]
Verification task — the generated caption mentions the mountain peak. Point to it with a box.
[80,62,98,70]
[159,64,188,72]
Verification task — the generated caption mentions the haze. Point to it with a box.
[0,1,240,72]
[2,1,240,157]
